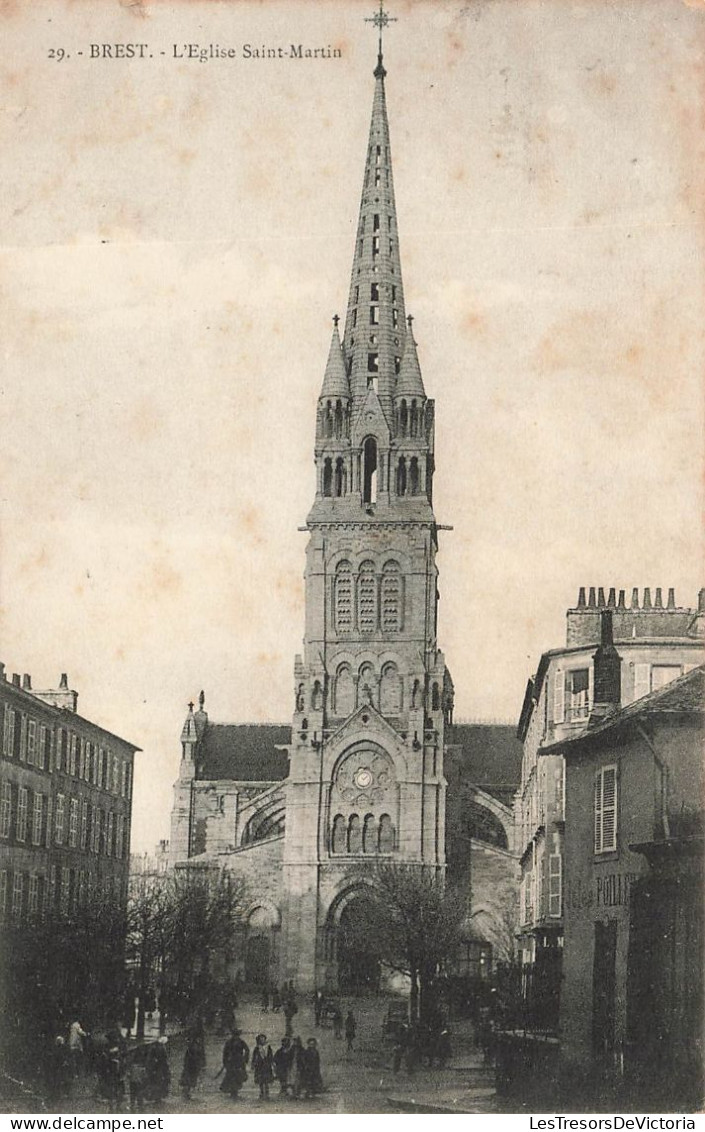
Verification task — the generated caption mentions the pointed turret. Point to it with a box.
[341,48,408,420]
[319,319,351,402]
[395,316,426,400]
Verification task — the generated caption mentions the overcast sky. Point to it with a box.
[1,0,702,852]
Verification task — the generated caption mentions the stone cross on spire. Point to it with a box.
[365,1,396,75]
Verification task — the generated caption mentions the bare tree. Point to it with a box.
[344,862,466,1023]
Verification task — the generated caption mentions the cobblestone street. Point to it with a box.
[2,997,502,1116]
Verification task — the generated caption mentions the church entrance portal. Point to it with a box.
[331,893,381,994]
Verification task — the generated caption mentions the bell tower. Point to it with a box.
[282,11,453,990]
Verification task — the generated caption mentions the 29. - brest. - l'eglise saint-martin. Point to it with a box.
[168,33,521,993]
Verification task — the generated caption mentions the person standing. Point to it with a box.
[344,1010,356,1052]
[289,1037,304,1100]
[272,1037,292,1096]
[68,1018,87,1077]
[283,996,298,1038]
[251,1034,274,1101]
[313,990,322,1027]
[179,1028,205,1102]
[332,1006,343,1040]
[301,1037,323,1098]
[221,1028,249,1099]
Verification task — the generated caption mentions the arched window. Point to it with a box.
[348,814,362,854]
[396,457,407,496]
[331,814,346,855]
[358,663,375,706]
[334,665,355,717]
[311,680,323,711]
[323,458,333,497]
[412,679,422,709]
[335,561,353,634]
[381,561,402,632]
[378,814,395,853]
[334,457,346,497]
[410,400,419,437]
[363,814,377,854]
[334,400,343,438]
[357,561,377,634]
[400,400,408,436]
[362,437,377,504]
[432,682,441,711]
[380,662,402,714]
[325,401,333,438]
[409,457,419,495]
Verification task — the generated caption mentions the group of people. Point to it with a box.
[46,1017,171,1111]
[391,1022,452,1075]
[216,1030,324,1101]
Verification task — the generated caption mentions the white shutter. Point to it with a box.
[633,663,650,702]
[549,853,562,917]
[594,772,603,853]
[601,766,617,850]
[553,669,565,724]
[595,765,617,852]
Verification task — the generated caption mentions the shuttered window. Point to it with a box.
[553,669,564,724]
[594,765,617,853]
[334,561,353,634]
[357,561,377,634]
[549,854,563,917]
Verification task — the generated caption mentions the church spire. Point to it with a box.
[342,15,407,420]
[319,317,350,401]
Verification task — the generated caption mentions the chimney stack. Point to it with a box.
[631,587,639,609]
[607,587,616,607]
[577,587,586,608]
[643,587,652,610]
[12,674,20,687]
[59,673,68,689]
[22,674,31,691]
[597,587,606,608]
[654,587,663,609]
[588,587,596,608]
[617,589,626,609]
[667,588,676,610]
[590,609,622,725]
[698,588,705,614]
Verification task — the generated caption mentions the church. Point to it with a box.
[169,26,521,993]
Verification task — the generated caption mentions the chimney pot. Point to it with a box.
[0,662,5,681]
[631,587,639,609]
[22,674,31,690]
[59,673,68,689]
[588,587,597,608]
[597,587,606,608]
[607,587,616,607]
[577,587,586,608]
[654,587,663,609]
[667,588,676,609]
[617,589,626,609]
[643,587,652,610]
[12,674,20,687]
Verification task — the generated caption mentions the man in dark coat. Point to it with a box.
[220,1028,249,1099]
[179,1029,205,1102]
[301,1037,323,1098]
[272,1037,292,1096]
[251,1033,274,1101]
[344,1011,356,1052]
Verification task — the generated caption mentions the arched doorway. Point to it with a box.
[325,887,382,994]
[244,904,280,989]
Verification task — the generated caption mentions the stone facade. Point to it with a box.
[0,664,139,918]
[169,47,523,992]
[550,664,704,1098]
[516,588,704,1029]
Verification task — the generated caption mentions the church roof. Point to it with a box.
[196,723,290,782]
[445,723,523,806]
